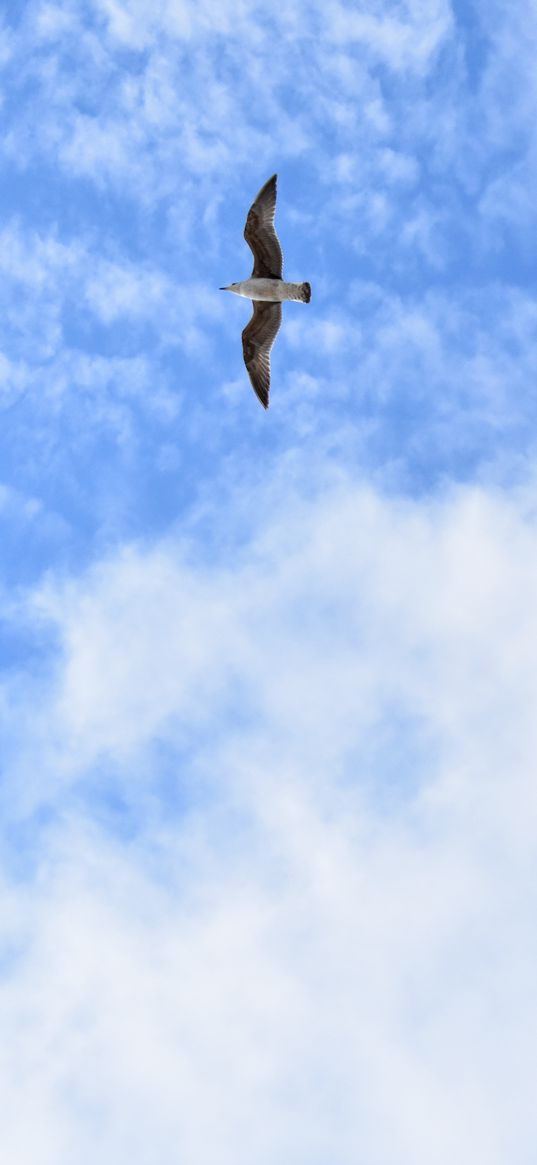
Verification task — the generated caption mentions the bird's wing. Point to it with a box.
[244,174,283,279]
[242,301,282,409]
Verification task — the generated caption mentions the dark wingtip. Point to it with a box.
[255,388,269,409]
[302,282,311,303]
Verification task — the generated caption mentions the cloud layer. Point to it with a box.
[1,471,537,1161]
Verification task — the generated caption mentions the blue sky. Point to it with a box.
[1,0,537,1160]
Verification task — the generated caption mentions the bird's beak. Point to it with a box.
[219,286,229,291]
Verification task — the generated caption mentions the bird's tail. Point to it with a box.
[285,282,311,302]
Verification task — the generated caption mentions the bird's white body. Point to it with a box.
[226,278,310,302]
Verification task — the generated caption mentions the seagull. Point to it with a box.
[220,174,311,409]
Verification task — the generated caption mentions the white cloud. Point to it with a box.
[1,0,534,280]
[0,221,225,433]
[325,0,452,71]
[1,214,536,483]
[18,467,537,860]
[2,471,537,1161]
[0,0,454,208]
[3,0,534,297]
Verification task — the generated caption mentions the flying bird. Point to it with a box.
[220,174,311,409]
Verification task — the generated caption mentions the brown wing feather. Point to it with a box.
[244,174,283,279]
[242,302,282,409]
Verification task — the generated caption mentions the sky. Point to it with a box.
[1,0,537,1160]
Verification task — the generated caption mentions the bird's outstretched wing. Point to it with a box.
[244,174,283,279]
[242,301,282,409]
